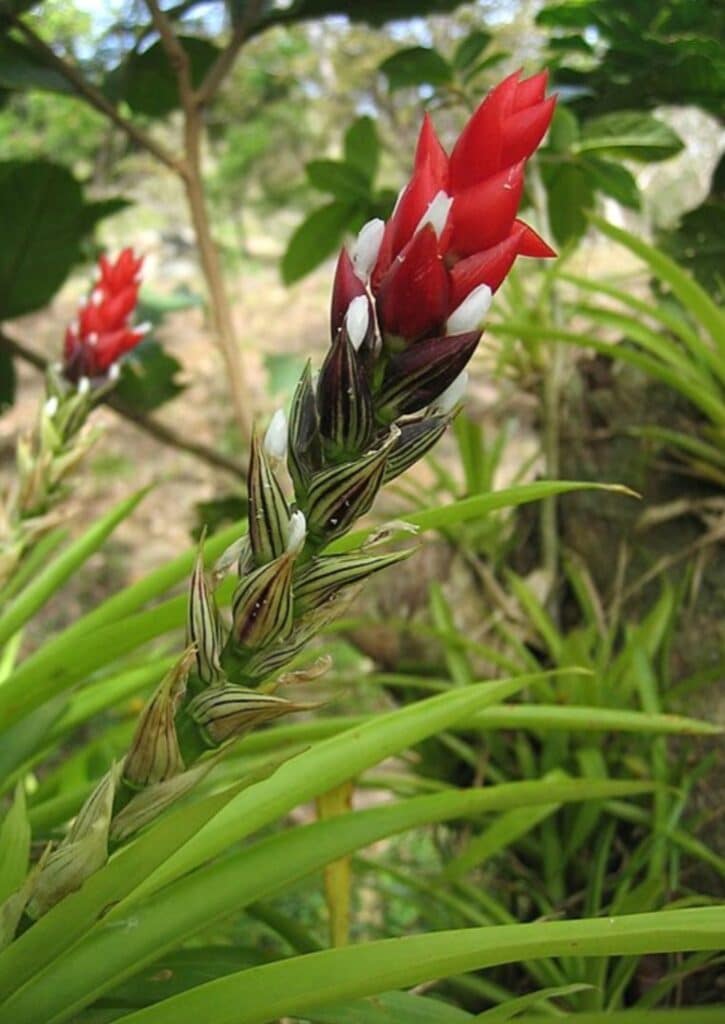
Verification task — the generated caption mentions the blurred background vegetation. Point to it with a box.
[1,0,724,1014]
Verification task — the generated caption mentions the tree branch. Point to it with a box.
[11,15,186,177]
[195,0,263,107]
[2,333,246,478]
[144,0,253,442]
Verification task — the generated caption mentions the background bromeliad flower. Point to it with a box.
[62,248,148,384]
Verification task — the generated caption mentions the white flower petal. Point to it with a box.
[286,510,307,554]
[43,396,59,418]
[351,219,385,280]
[415,190,453,239]
[433,370,468,414]
[446,284,492,334]
[263,408,288,463]
[344,295,370,351]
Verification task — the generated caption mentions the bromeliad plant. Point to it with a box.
[7,68,559,921]
[0,248,148,591]
[1,71,723,1023]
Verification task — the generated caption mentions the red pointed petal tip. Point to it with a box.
[449,70,521,193]
[414,112,449,188]
[446,161,525,259]
[377,225,449,343]
[449,220,556,308]
[513,70,548,111]
[390,158,444,258]
[330,246,365,339]
[515,220,557,258]
[501,94,557,166]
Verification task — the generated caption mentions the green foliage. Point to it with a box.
[0,159,122,319]
[540,108,683,245]
[538,0,725,117]
[282,199,360,284]
[114,340,186,414]
[105,37,220,119]
[0,34,73,94]
[380,45,454,91]
[0,346,16,413]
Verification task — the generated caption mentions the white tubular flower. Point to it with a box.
[108,363,121,382]
[434,370,469,414]
[263,408,288,463]
[43,396,59,418]
[77,376,91,396]
[416,190,453,239]
[351,219,385,280]
[286,509,307,554]
[446,284,493,334]
[344,295,370,351]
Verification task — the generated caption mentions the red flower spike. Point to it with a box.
[448,71,521,191]
[500,95,557,168]
[414,113,449,189]
[446,161,525,258]
[62,249,146,383]
[331,69,556,359]
[330,247,366,339]
[376,225,449,343]
[513,70,548,111]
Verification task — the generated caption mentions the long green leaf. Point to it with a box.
[590,215,725,349]
[89,908,725,1024]
[330,481,637,554]
[0,775,653,1023]
[491,323,725,426]
[1,485,628,732]
[489,1012,725,1024]
[0,488,149,650]
[0,773,263,1005]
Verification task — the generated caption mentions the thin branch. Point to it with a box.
[144,0,253,441]
[2,333,246,478]
[11,15,186,177]
[195,0,264,107]
[144,0,193,95]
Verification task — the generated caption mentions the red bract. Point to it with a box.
[63,248,146,383]
[334,70,556,348]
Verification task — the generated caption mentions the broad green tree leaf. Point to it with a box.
[379,46,453,91]
[344,116,379,184]
[544,162,594,246]
[114,340,185,414]
[0,160,122,319]
[0,160,83,319]
[251,0,469,33]
[281,200,357,284]
[452,30,491,71]
[305,159,371,199]
[577,112,684,161]
[0,35,73,95]
[547,105,579,154]
[105,37,219,119]
[582,157,640,209]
